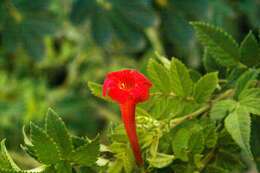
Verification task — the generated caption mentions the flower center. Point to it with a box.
[119,81,134,90]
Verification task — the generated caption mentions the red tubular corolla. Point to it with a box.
[103,69,152,166]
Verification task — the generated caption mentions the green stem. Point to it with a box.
[169,89,234,129]
[198,148,216,172]
[145,27,164,55]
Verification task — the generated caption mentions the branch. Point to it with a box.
[169,89,234,129]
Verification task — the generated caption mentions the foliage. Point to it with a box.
[0,108,99,172]
[0,0,260,172]
[87,22,260,172]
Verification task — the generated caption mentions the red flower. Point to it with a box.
[103,69,152,165]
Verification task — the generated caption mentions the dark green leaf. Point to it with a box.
[70,0,96,25]
[46,108,73,159]
[91,8,113,46]
[30,122,60,164]
[191,22,240,67]
[240,31,260,67]
[71,138,99,166]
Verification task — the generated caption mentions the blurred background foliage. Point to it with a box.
[0,0,260,168]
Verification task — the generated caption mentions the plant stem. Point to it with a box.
[169,89,234,129]
[169,105,210,128]
[198,148,216,172]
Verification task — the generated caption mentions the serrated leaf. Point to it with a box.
[170,59,193,97]
[147,153,175,168]
[30,122,60,164]
[191,22,240,67]
[210,99,237,121]
[193,72,218,103]
[224,106,252,158]
[88,81,112,102]
[239,88,260,115]
[240,31,260,67]
[45,108,73,159]
[147,59,171,92]
[0,139,21,171]
[21,165,48,173]
[234,69,258,99]
[71,138,99,166]
[203,48,226,75]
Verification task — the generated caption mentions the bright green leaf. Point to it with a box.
[224,106,252,158]
[210,99,237,121]
[147,59,171,92]
[147,153,175,168]
[193,72,218,103]
[239,88,260,115]
[88,81,112,102]
[170,59,193,97]
[234,69,258,99]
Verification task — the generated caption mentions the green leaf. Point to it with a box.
[210,99,237,121]
[91,8,113,46]
[112,0,157,29]
[108,160,123,173]
[170,59,193,97]
[188,129,205,154]
[189,69,202,82]
[191,22,240,67]
[21,32,45,60]
[147,153,175,168]
[193,72,218,103]
[224,106,252,158]
[240,31,260,67]
[0,139,21,171]
[234,69,258,99]
[121,147,135,173]
[109,10,145,52]
[171,128,191,161]
[88,81,112,102]
[30,122,60,164]
[239,88,260,115]
[55,161,72,173]
[70,0,96,25]
[147,59,171,92]
[203,48,225,75]
[71,138,99,166]
[45,108,73,159]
